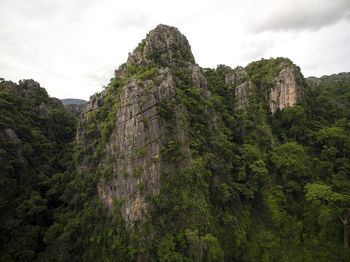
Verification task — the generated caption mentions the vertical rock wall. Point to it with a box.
[225,66,253,110]
[225,60,307,112]
[76,26,307,229]
[269,65,306,113]
[76,25,209,226]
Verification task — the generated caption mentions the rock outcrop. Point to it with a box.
[61,99,87,117]
[98,67,176,224]
[126,24,195,67]
[269,64,306,113]
[307,72,350,87]
[76,27,310,238]
[225,66,253,110]
[64,104,86,117]
[0,79,47,98]
[0,128,27,170]
[225,58,307,113]
[76,24,209,226]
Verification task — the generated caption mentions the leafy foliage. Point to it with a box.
[0,80,76,261]
[2,54,350,262]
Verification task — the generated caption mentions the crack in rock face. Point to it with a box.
[76,25,210,227]
[269,66,306,113]
[225,61,307,112]
[77,27,307,232]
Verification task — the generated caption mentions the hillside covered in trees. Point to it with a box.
[1,25,350,261]
[0,79,76,260]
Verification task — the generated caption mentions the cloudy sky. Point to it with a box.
[0,0,349,100]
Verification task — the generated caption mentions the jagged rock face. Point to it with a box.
[77,25,208,225]
[307,72,350,87]
[38,102,49,117]
[269,65,306,113]
[0,128,27,168]
[99,68,175,223]
[306,76,322,86]
[319,72,350,82]
[1,128,27,183]
[225,67,253,110]
[0,79,72,188]
[127,24,194,67]
[64,104,85,117]
[62,99,87,117]
[226,59,307,113]
[0,79,47,98]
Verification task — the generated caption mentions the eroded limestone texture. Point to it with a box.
[225,67,253,110]
[269,65,306,113]
[76,25,209,226]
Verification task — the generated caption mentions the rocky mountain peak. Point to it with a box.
[127,24,195,67]
[77,25,210,231]
[0,79,51,101]
[307,72,350,87]
[269,63,306,113]
[225,57,307,112]
[76,28,309,252]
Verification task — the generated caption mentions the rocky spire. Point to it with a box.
[126,24,195,67]
[225,58,307,113]
[269,63,306,113]
[76,24,209,229]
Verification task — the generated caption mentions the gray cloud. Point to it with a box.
[85,65,113,85]
[250,0,350,33]
[113,12,149,31]
[0,0,349,99]
[0,0,96,23]
[239,40,275,62]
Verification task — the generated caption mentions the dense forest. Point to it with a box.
[0,79,76,261]
[1,26,350,262]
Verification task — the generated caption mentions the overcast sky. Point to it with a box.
[0,0,349,100]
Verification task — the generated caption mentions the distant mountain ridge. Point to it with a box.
[61,98,87,117]
[61,98,87,105]
[307,72,350,86]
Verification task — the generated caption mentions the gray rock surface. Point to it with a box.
[0,128,27,179]
[307,72,350,87]
[64,104,86,117]
[77,26,311,230]
[98,68,176,224]
[225,61,307,113]
[225,66,253,110]
[76,24,209,227]
[127,24,194,67]
[269,65,306,113]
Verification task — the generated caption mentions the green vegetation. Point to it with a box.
[1,53,350,261]
[245,57,294,92]
[133,166,142,178]
[0,80,76,261]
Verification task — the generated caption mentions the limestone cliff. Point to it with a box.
[225,66,252,110]
[225,58,307,113]
[61,99,87,117]
[76,24,209,226]
[0,80,70,175]
[307,72,350,87]
[76,28,309,234]
[268,62,306,113]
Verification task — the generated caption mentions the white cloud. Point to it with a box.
[0,0,349,100]
[238,37,276,63]
[250,0,350,32]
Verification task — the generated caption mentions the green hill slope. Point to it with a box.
[1,25,350,261]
